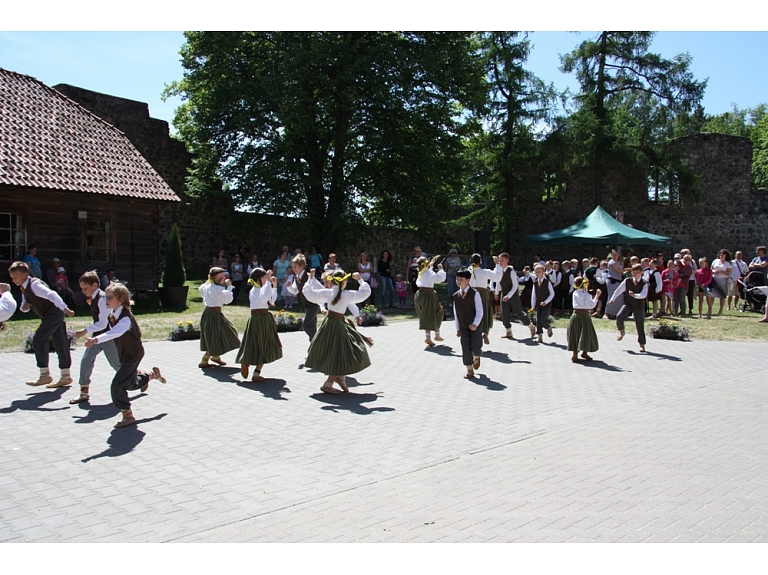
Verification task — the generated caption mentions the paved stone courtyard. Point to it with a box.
[0,318,765,542]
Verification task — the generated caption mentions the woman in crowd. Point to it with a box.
[710,249,733,316]
[230,254,244,304]
[212,250,229,276]
[603,249,626,319]
[272,248,291,306]
[357,252,375,306]
[377,250,395,308]
[443,249,463,306]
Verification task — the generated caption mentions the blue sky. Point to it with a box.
[1,31,766,129]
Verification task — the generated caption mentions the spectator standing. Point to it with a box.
[443,249,462,307]
[377,250,395,308]
[675,253,692,317]
[729,251,749,310]
[230,254,244,304]
[100,269,118,290]
[45,256,60,288]
[23,246,42,279]
[308,247,324,276]
[749,246,768,280]
[357,252,375,306]
[324,253,341,273]
[272,249,291,306]
[237,241,250,262]
[681,250,697,314]
[212,250,229,277]
[710,249,733,316]
[246,254,262,276]
[696,257,714,319]
[55,265,75,307]
[407,246,425,296]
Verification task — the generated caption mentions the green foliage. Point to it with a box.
[162,224,186,287]
[166,32,486,252]
[753,114,768,190]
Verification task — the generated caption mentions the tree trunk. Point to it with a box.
[594,31,609,208]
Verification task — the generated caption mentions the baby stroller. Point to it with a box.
[738,271,767,313]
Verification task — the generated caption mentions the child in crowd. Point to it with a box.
[519,266,534,312]
[643,258,663,319]
[237,268,283,382]
[696,257,714,319]
[9,261,74,387]
[395,274,408,308]
[453,269,484,379]
[70,271,121,405]
[198,267,241,368]
[282,271,297,309]
[0,282,18,331]
[661,261,679,316]
[84,283,165,428]
[55,266,75,306]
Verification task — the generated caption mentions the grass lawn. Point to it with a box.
[1,280,765,353]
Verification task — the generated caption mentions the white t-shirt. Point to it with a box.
[711,258,732,278]
[731,259,748,281]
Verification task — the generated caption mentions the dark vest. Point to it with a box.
[22,278,56,318]
[623,278,647,311]
[646,269,657,292]
[89,290,108,336]
[499,267,514,295]
[295,270,317,308]
[534,277,552,306]
[453,286,478,330]
[110,308,144,363]
[549,270,563,292]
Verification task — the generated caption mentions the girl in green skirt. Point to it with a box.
[414,255,446,347]
[303,269,373,394]
[198,267,241,368]
[237,268,283,382]
[567,277,601,362]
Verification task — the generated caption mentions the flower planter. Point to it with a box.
[159,285,189,309]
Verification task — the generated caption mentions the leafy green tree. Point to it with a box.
[560,32,707,206]
[166,32,486,252]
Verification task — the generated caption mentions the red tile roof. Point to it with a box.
[0,68,180,202]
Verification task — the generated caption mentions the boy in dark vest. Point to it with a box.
[285,254,320,342]
[453,269,483,379]
[84,283,165,428]
[609,263,649,352]
[495,253,535,340]
[8,261,74,387]
[531,264,556,343]
[70,271,122,404]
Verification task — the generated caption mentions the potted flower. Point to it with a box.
[650,319,690,341]
[159,224,189,309]
[275,310,303,332]
[23,326,75,353]
[359,304,387,327]
[168,320,201,341]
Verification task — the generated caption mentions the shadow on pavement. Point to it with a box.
[576,359,626,372]
[310,392,395,415]
[424,345,459,357]
[625,350,682,361]
[199,366,242,382]
[481,350,531,365]
[72,402,120,423]
[81,413,167,462]
[471,374,507,391]
[237,378,291,401]
[0,388,70,413]
[342,377,374,388]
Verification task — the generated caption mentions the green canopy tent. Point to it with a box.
[524,206,672,247]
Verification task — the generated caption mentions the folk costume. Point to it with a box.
[530,275,556,342]
[93,306,165,428]
[0,290,17,324]
[70,289,121,404]
[198,279,241,367]
[19,277,73,387]
[495,264,535,340]
[453,283,484,378]
[604,257,625,317]
[469,264,502,344]
[286,268,320,341]
[414,262,446,346]
[302,275,373,393]
[610,276,649,350]
[567,286,600,360]
[237,280,282,381]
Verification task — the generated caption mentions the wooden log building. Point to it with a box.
[0,68,181,293]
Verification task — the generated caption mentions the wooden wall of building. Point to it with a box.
[0,187,166,292]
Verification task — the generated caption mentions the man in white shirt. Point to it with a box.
[729,251,749,310]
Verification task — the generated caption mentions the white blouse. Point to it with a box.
[199,282,234,307]
[358,261,373,282]
[469,267,502,289]
[302,277,371,314]
[249,282,274,310]
[416,268,446,289]
[572,290,599,310]
[0,291,17,322]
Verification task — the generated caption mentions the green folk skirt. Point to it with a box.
[566,312,599,353]
[200,307,241,356]
[236,313,283,366]
[414,289,443,331]
[478,289,493,334]
[305,315,371,376]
